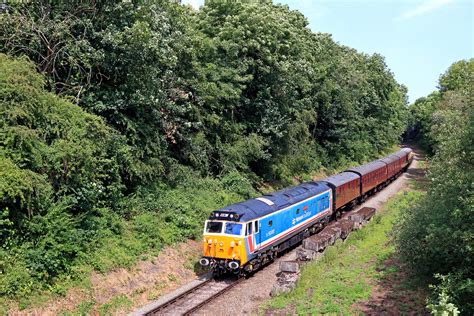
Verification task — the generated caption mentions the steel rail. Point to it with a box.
[145,277,242,316]
[183,277,244,315]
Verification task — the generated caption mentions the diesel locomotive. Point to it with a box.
[199,147,414,274]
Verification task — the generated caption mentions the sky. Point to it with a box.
[181,0,473,103]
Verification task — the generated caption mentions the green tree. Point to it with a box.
[0,53,129,283]
[397,58,474,313]
[1,0,195,186]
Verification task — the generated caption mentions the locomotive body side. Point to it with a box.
[200,182,332,273]
[257,188,332,252]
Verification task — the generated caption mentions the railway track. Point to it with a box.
[145,277,243,315]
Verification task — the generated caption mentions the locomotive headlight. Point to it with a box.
[230,241,236,248]
[219,241,224,247]
[199,258,210,266]
[228,261,239,269]
[238,241,242,246]
[208,239,212,244]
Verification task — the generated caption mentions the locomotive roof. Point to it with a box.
[322,172,359,187]
[345,160,386,176]
[400,147,413,154]
[211,181,330,222]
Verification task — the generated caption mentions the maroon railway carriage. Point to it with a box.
[322,172,360,211]
[379,154,402,179]
[346,161,387,196]
[400,147,414,168]
[393,148,413,170]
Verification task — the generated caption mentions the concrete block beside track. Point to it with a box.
[357,207,377,220]
[303,236,326,252]
[337,219,355,239]
[296,248,316,261]
[323,226,342,240]
[280,260,301,273]
[271,271,300,296]
[297,248,324,262]
[348,207,376,228]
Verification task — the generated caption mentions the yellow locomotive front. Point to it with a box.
[199,213,248,273]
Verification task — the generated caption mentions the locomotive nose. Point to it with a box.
[199,258,210,266]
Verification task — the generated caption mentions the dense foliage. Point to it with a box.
[397,59,473,313]
[1,0,408,181]
[0,0,408,305]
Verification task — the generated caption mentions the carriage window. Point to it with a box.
[246,222,252,235]
[254,221,259,233]
[206,221,223,233]
[268,220,273,227]
[225,222,242,236]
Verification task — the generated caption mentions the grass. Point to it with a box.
[98,294,133,315]
[263,187,426,315]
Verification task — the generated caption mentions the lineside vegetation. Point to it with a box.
[1,0,410,310]
[399,59,473,314]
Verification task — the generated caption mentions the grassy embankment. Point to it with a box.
[264,174,428,314]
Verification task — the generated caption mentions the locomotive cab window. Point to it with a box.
[224,222,242,236]
[268,220,273,227]
[246,222,252,235]
[296,208,300,214]
[206,221,223,233]
[254,221,259,233]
